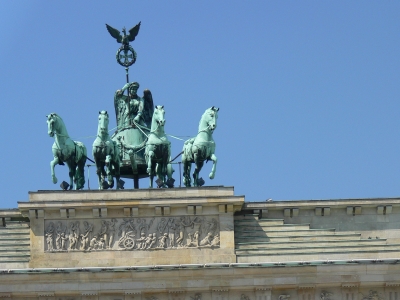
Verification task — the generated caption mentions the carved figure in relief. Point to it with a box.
[108,218,118,248]
[187,231,200,247]
[279,295,290,300]
[190,294,202,300]
[87,234,99,251]
[55,221,66,250]
[157,218,167,234]
[46,232,54,251]
[80,221,93,250]
[199,232,213,246]
[175,216,192,246]
[143,233,153,249]
[136,233,146,249]
[241,295,250,300]
[55,233,61,250]
[149,233,157,249]
[61,233,68,250]
[362,291,383,300]
[45,222,55,251]
[45,216,221,253]
[158,233,168,248]
[186,232,193,247]
[99,220,109,247]
[67,221,80,250]
[211,234,220,246]
[118,218,136,245]
[137,218,154,236]
[98,237,106,249]
[68,226,75,250]
[168,219,177,248]
[320,291,333,300]
[206,218,218,235]
[74,221,81,250]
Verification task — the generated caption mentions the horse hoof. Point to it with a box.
[52,177,58,184]
[209,173,215,179]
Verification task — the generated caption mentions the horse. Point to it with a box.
[92,111,121,189]
[182,106,219,187]
[145,105,173,188]
[47,113,87,190]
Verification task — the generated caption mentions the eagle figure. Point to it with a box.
[106,22,141,49]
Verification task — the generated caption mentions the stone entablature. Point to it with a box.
[2,189,400,299]
[0,262,399,299]
[16,186,243,268]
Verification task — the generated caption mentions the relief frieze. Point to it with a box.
[44,216,220,252]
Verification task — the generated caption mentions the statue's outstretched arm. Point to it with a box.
[121,83,130,93]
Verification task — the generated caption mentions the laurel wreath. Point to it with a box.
[116,46,137,67]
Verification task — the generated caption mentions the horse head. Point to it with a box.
[199,106,219,133]
[46,113,60,137]
[152,105,166,128]
[98,111,109,138]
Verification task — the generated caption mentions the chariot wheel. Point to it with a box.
[124,237,135,250]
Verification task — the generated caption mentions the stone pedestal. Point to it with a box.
[18,186,244,268]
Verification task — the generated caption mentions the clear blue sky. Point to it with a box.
[0,1,399,207]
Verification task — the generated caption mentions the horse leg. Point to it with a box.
[50,156,59,184]
[105,155,114,188]
[166,162,174,181]
[147,151,155,188]
[113,160,121,190]
[156,162,165,187]
[192,151,204,187]
[67,162,75,190]
[76,158,86,190]
[96,164,103,190]
[184,162,192,187]
[209,154,218,179]
[94,155,104,190]
[181,153,191,187]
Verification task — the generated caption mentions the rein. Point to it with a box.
[195,124,214,144]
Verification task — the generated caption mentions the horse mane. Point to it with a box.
[50,113,64,124]
[50,113,69,137]
[198,107,214,132]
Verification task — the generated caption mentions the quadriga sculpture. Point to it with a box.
[93,111,121,189]
[182,107,219,187]
[46,113,87,190]
[145,105,173,188]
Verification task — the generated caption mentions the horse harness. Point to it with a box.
[56,142,78,165]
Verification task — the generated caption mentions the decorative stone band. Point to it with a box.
[44,215,220,252]
[1,258,400,275]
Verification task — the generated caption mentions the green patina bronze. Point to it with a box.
[144,105,173,188]
[106,22,141,67]
[46,113,87,190]
[44,22,222,190]
[114,82,154,130]
[105,21,159,188]
[111,82,155,185]
[92,111,121,190]
[182,107,219,187]
[118,106,174,188]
